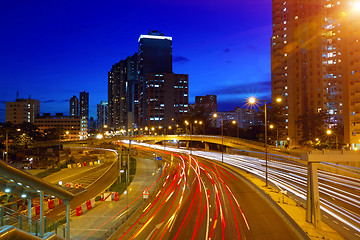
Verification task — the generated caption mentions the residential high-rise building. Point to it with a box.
[194,95,217,114]
[69,95,79,116]
[108,53,138,130]
[5,98,40,124]
[271,0,360,148]
[97,101,108,129]
[213,107,257,129]
[79,90,89,122]
[138,31,188,128]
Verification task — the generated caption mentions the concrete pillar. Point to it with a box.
[306,162,321,228]
[225,147,230,153]
[204,143,209,151]
[64,200,70,240]
[186,141,189,150]
[40,191,44,236]
[28,198,32,230]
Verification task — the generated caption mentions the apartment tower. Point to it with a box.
[271,0,360,148]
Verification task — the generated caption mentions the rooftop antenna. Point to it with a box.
[16,91,19,100]
[29,94,31,99]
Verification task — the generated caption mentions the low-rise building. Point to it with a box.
[34,113,88,140]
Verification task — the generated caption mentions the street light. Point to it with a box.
[232,120,239,138]
[247,97,269,186]
[269,124,279,146]
[213,113,224,163]
[326,129,338,149]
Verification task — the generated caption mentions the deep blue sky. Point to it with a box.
[0,0,272,122]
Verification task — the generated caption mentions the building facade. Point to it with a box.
[79,90,89,122]
[213,107,257,129]
[140,73,189,128]
[108,53,138,131]
[5,98,40,124]
[69,95,79,117]
[138,31,188,128]
[194,95,217,114]
[97,101,108,129]
[271,0,360,148]
[34,113,87,140]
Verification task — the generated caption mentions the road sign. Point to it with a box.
[143,187,150,199]
[155,156,162,161]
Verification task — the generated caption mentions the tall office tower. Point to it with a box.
[108,53,138,130]
[138,31,188,128]
[5,98,40,124]
[271,0,360,147]
[97,101,108,129]
[79,90,89,121]
[69,95,79,116]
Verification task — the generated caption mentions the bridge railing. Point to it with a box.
[0,205,66,238]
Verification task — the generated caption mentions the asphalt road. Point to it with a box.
[115,151,302,240]
[44,150,118,220]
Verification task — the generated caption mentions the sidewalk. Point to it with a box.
[226,164,344,240]
[70,156,159,240]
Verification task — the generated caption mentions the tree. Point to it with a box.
[297,111,328,144]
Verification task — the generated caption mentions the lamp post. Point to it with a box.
[269,124,279,147]
[232,120,239,138]
[248,98,268,185]
[248,97,282,186]
[213,113,224,163]
[326,129,338,150]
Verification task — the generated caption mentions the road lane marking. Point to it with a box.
[343,226,349,231]
[333,220,338,224]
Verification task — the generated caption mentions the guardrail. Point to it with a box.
[0,205,67,238]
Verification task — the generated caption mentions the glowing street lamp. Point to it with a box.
[232,120,239,138]
[213,113,224,163]
[247,97,269,186]
[326,129,338,149]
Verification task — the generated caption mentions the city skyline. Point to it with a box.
[0,0,272,122]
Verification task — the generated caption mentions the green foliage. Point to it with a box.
[297,111,328,144]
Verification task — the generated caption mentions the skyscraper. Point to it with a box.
[271,0,360,148]
[79,90,89,122]
[138,31,188,128]
[5,98,40,124]
[69,95,79,116]
[108,53,138,130]
[97,101,108,129]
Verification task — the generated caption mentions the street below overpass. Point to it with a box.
[142,143,360,240]
[111,148,306,240]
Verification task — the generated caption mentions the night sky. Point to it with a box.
[0,0,272,122]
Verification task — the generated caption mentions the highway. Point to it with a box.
[137,143,360,240]
[112,148,305,239]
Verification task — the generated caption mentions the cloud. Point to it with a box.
[173,56,190,64]
[224,48,231,53]
[42,99,69,103]
[209,80,271,96]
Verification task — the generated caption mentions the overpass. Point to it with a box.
[34,135,300,164]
